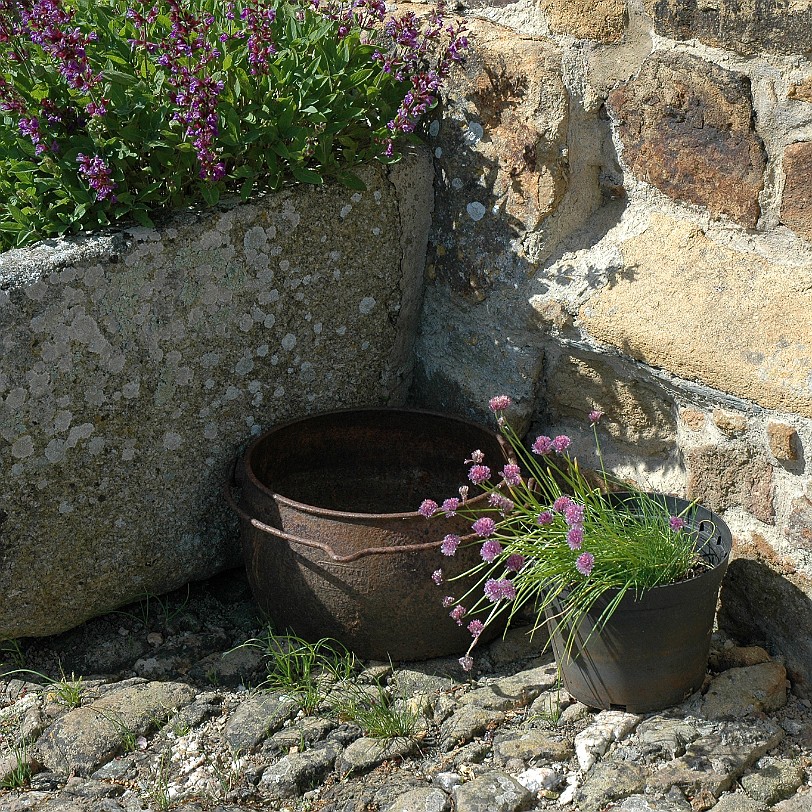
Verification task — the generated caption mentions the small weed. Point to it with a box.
[0,667,83,708]
[332,681,419,740]
[212,749,244,794]
[92,709,139,753]
[116,586,191,632]
[54,670,84,709]
[233,631,357,716]
[171,721,190,738]
[0,742,31,790]
[146,753,172,811]
[0,639,25,670]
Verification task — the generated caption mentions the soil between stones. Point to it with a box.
[1,568,811,812]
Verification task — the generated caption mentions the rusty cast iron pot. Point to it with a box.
[545,493,732,713]
[226,408,509,661]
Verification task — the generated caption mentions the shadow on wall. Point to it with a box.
[718,557,812,699]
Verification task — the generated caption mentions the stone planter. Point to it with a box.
[0,148,433,639]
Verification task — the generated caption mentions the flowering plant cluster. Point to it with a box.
[420,396,705,672]
[0,0,468,249]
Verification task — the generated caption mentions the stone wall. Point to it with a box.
[0,150,433,639]
[412,1,812,693]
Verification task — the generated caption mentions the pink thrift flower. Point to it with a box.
[488,395,512,412]
[669,516,687,531]
[432,569,443,585]
[553,496,574,513]
[441,497,460,516]
[576,552,595,576]
[480,539,503,562]
[566,527,584,550]
[472,517,496,538]
[468,464,491,485]
[442,596,454,607]
[484,578,516,602]
[501,463,521,486]
[418,499,438,518]
[531,435,553,455]
[552,435,572,452]
[506,553,525,572]
[537,511,554,526]
[589,409,604,426]
[468,619,484,637]
[498,579,517,600]
[459,656,474,672]
[563,502,585,526]
[484,579,501,601]
[488,493,514,514]
[450,605,466,625]
[441,534,462,556]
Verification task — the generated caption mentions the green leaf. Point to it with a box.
[104,69,140,87]
[200,183,220,206]
[336,171,367,192]
[290,166,323,185]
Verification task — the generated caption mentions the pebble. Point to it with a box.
[1,570,811,812]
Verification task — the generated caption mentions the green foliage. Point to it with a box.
[331,680,419,739]
[0,639,25,669]
[0,667,84,708]
[146,752,172,811]
[0,742,31,790]
[112,585,191,632]
[235,630,358,715]
[0,0,466,249]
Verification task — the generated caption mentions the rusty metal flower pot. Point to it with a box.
[226,408,507,660]
[545,494,732,713]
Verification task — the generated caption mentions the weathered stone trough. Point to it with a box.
[0,149,433,639]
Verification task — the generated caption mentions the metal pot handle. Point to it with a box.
[223,472,465,564]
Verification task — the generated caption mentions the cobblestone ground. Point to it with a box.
[1,569,810,812]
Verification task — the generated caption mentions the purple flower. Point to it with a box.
[459,656,474,672]
[432,569,443,585]
[553,496,574,513]
[480,539,503,562]
[468,619,484,637]
[566,527,584,550]
[468,464,490,485]
[669,516,687,531]
[500,464,521,486]
[450,605,466,625]
[506,554,525,572]
[537,511,554,526]
[484,578,516,602]
[576,552,595,576]
[442,595,454,607]
[552,435,572,452]
[441,534,461,556]
[76,153,117,201]
[563,502,585,527]
[441,497,460,516]
[472,517,496,538]
[588,409,604,426]
[488,395,512,412]
[418,499,438,518]
[531,435,554,455]
[488,493,514,514]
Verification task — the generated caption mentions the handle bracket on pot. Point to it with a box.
[224,475,462,563]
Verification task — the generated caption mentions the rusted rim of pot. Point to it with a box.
[241,406,507,520]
